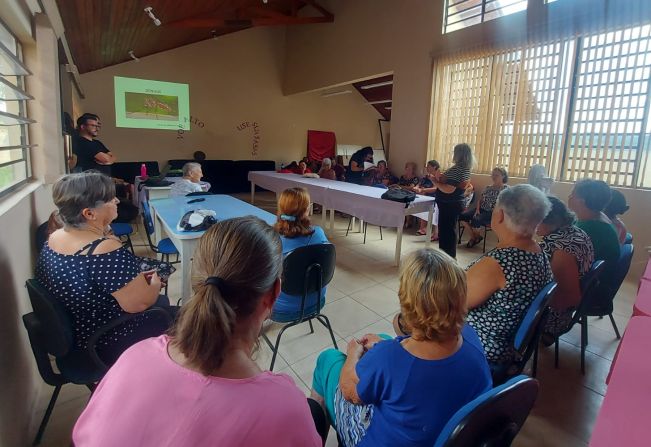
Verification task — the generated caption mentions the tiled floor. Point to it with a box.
[33,192,635,446]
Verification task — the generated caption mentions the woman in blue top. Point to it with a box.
[271,187,330,321]
[311,248,492,447]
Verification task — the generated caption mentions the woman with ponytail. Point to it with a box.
[73,217,322,447]
[272,187,330,321]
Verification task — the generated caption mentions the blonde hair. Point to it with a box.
[273,187,313,238]
[398,249,467,341]
[169,217,282,375]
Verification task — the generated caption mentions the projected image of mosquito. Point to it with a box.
[124,92,179,121]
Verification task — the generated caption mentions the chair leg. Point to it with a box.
[162,254,169,296]
[581,318,588,375]
[268,323,296,371]
[308,319,314,334]
[608,313,621,339]
[315,314,339,350]
[532,342,539,378]
[379,226,383,240]
[346,217,352,236]
[363,223,367,244]
[33,385,62,446]
[458,222,464,244]
[125,235,134,254]
[554,338,560,369]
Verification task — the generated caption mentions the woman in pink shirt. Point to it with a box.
[73,217,323,447]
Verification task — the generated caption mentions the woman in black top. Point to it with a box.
[347,147,374,185]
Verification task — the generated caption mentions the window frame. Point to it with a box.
[0,19,33,199]
[429,21,651,189]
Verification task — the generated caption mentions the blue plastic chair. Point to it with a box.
[586,243,634,338]
[491,281,557,385]
[624,232,633,244]
[554,260,606,374]
[110,223,134,253]
[141,201,179,294]
[434,375,539,447]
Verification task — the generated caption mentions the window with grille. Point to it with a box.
[444,0,529,34]
[0,20,34,197]
[429,22,651,189]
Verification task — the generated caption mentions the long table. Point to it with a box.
[248,171,437,265]
[590,316,651,446]
[149,195,276,301]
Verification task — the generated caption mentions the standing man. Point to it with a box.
[73,113,116,176]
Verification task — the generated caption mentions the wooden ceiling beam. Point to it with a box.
[165,14,332,29]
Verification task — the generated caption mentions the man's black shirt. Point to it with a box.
[73,136,112,176]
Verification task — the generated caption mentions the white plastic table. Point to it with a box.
[149,195,275,301]
[248,171,436,265]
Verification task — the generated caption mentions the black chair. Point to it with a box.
[262,244,338,370]
[588,243,634,339]
[491,281,557,386]
[345,217,383,243]
[553,260,606,374]
[23,279,173,445]
[433,375,539,447]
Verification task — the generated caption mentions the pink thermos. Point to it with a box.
[140,163,148,179]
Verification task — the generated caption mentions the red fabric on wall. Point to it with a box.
[307,130,336,162]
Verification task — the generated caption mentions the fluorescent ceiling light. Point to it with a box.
[360,80,393,90]
[368,100,392,105]
[321,90,352,98]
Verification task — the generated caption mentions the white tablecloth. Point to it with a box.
[248,172,436,228]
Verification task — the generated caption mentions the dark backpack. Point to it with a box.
[381,188,416,207]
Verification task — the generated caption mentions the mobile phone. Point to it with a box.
[187,198,206,204]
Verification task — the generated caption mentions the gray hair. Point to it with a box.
[52,172,116,228]
[322,158,332,167]
[496,184,551,237]
[452,143,475,170]
[183,162,202,177]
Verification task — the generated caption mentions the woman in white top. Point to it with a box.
[170,162,209,197]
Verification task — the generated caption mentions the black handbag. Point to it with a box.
[381,188,416,207]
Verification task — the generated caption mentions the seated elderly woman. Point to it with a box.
[312,249,491,447]
[73,217,323,446]
[568,179,620,264]
[464,184,553,364]
[318,158,337,180]
[170,162,210,197]
[459,167,508,248]
[537,197,595,341]
[397,161,421,189]
[36,172,169,362]
[272,187,330,321]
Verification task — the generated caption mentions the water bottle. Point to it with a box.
[140,163,148,179]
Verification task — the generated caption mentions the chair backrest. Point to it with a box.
[434,375,539,447]
[513,281,557,353]
[281,244,336,298]
[25,279,74,357]
[141,200,156,236]
[586,244,634,316]
[574,260,606,321]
